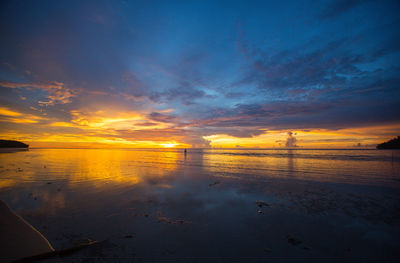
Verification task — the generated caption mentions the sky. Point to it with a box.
[0,0,399,148]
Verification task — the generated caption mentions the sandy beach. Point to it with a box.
[1,148,399,262]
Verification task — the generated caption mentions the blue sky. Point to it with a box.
[0,0,399,147]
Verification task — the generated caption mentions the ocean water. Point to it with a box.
[1,148,400,262]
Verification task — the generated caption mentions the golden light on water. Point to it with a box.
[0,149,180,193]
[0,179,17,190]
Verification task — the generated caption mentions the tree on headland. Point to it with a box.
[0,140,29,148]
[376,136,400,149]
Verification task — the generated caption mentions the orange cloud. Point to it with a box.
[0,107,190,148]
[0,107,46,124]
[69,110,174,130]
[0,80,76,105]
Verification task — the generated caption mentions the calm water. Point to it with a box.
[1,148,400,262]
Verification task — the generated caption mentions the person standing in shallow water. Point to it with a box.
[184,149,187,155]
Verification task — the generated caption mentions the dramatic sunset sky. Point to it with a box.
[0,0,399,148]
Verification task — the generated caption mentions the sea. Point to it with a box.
[1,148,399,262]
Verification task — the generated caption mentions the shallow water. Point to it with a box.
[1,148,400,262]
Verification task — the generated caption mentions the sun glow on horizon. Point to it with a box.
[0,105,399,149]
[160,142,178,148]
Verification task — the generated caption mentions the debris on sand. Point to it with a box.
[264,248,271,253]
[256,200,270,208]
[123,234,134,238]
[158,217,172,224]
[302,246,311,250]
[209,181,221,187]
[258,210,263,214]
[286,235,302,246]
[73,238,95,246]
[47,182,52,184]
[14,237,100,262]
[157,217,189,224]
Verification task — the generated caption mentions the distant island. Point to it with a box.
[0,140,29,148]
[376,136,400,149]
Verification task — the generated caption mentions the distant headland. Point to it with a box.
[0,140,29,148]
[376,136,400,149]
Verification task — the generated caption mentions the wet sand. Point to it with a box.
[0,148,399,262]
[0,200,57,262]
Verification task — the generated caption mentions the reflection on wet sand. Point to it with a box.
[0,148,29,153]
[0,179,17,189]
[1,149,180,187]
[287,149,294,176]
[0,148,399,262]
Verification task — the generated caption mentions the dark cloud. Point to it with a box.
[369,29,400,59]
[0,1,149,99]
[148,112,176,123]
[187,88,400,138]
[219,23,400,137]
[193,101,333,129]
[318,0,366,20]
[151,81,208,105]
[237,39,364,93]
